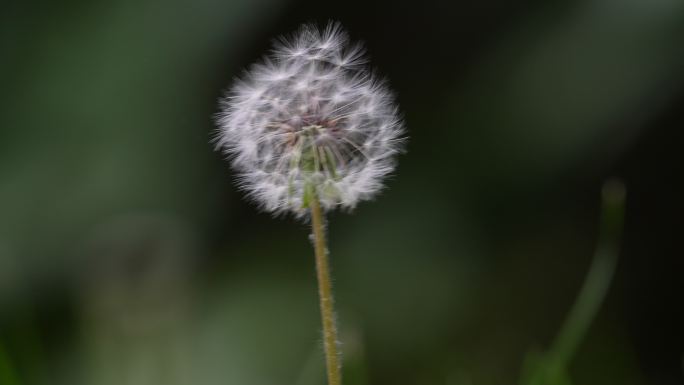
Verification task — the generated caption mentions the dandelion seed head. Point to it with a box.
[215,22,405,216]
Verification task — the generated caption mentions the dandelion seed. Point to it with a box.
[214,22,405,216]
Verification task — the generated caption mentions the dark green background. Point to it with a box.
[1,0,683,384]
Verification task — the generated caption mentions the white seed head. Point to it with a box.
[215,22,405,216]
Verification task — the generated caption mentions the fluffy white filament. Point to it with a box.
[215,22,405,216]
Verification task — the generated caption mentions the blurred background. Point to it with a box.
[1,0,683,384]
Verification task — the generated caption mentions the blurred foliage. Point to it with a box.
[1,0,683,384]
[519,180,625,385]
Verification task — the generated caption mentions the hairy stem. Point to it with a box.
[310,197,342,385]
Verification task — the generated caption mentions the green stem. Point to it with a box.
[547,179,626,374]
[310,197,342,385]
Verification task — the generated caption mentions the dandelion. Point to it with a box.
[215,22,404,216]
[214,22,405,385]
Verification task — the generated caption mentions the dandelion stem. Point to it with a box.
[310,197,342,385]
